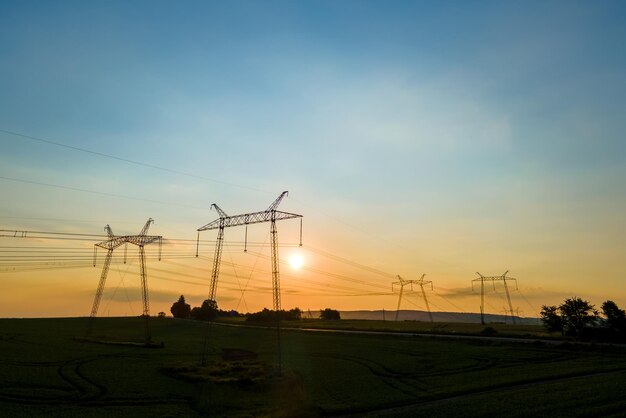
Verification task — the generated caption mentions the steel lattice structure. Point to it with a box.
[392,274,433,322]
[196,191,302,368]
[472,270,518,325]
[88,218,162,342]
[197,191,302,310]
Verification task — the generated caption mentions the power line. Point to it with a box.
[0,128,269,194]
[2,128,468,275]
[0,175,207,210]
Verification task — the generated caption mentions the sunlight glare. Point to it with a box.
[288,254,304,269]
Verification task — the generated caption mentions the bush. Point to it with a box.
[190,299,218,321]
[480,326,498,336]
[319,308,340,320]
[245,308,302,322]
[170,295,191,319]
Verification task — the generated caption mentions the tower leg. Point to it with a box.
[271,220,281,312]
[209,225,225,301]
[270,219,282,374]
[421,285,433,323]
[480,278,485,325]
[87,249,113,336]
[139,245,151,343]
[201,225,225,365]
[503,278,516,325]
[395,285,404,321]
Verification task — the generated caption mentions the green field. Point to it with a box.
[1,317,625,417]
[232,317,552,339]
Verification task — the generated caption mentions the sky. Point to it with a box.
[1,0,625,318]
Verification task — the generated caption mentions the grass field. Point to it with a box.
[228,317,553,339]
[1,317,625,417]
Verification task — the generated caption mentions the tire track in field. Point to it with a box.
[0,353,191,408]
[328,367,626,417]
[57,355,108,400]
[0,354,110,404]
[310,353,429,398]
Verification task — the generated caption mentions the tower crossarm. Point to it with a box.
[95,234,162,249]
[474,271,516,282]
[392,275,406,291]
[127,235,162,247]
[197,210,302,231]
[95,236,127,250]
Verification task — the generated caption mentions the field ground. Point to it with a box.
[1,317,626,417]
[223,317,553,339]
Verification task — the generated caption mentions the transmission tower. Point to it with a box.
[392,274,432,322]
[416,274,434,323]
[472,271,518,325]
[196,191,303,368]
[88,218,162,343]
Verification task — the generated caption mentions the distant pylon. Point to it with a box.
[392,274,432,322]
[88,219,162,343]
[416,274,434,323]
[472,271,518,325]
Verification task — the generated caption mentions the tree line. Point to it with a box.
[540,297,626,342]
[170,295,341,322]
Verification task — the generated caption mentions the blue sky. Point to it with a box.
[1,1,625,316]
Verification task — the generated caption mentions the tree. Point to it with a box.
[170,295,191,319]
[190,299,218,321]
[540,305,563,334]
[601,300,626,333]
[320,308,340,320]
[288,307,302,320]
[559,297,598,337]
[245,307,302,322]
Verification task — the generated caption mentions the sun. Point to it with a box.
[288,254,304,269]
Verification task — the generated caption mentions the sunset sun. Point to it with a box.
[288,254,304,269]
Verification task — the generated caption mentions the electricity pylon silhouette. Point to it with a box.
[88,218,162,343]
[196,191,302,369]
[393,275,410,321]
[393,274,432,321]
[416,274,434,323]
[472,271,518,325]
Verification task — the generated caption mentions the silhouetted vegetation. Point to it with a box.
[480,326,498,336]
[601,300,626,331]
[188,299,241,321]
[540,305,564,335]
[540,297,597,338]
[190,299,218,321]
[540,297,626,342]
[245,308,302,322]
[560,297,598,336]
[319,308,341,320]
[170,295,191,319]
[600,300,626,342]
